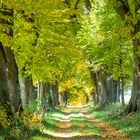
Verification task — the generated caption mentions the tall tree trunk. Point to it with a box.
[38,82,53,111]
[0,44,12,114]
[117,79,121,102]
[46,82,53,108]
[19,75,27,107]
[97,70,117,106]
[4,47,22,113]
[63,91,67,106]
[60,91,67,106]
[108,79,117,103]
[28,78,33,104]
[113,0,140,113]
[37,82,40,99]
[113,80,117,102]
[0,5,22,113]
[51,82,60,107]
[39,82,47,112]
[89,67,99,103]
[126,37,140,113]
[120,78,125,105]
[19,72,33,107]
[97,70,110,106]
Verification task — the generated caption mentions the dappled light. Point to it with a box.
[43,105,101,139]
[0,0,140,139]
[41,105,128,140]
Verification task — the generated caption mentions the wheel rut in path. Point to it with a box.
[45,107,129,140]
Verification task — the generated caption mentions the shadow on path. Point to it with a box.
[43,106,128,140]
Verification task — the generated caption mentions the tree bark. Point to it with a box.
[51,82,60,107]
[113,0,140,113]
[96,70,117,106]
[117,79,121,102]
[89,67,117,106]
[39,82,47,112]
[0,4,22,113]
[37,82,53,111]
[108,79,117,103]
[113,80,117,102]
[89,67,99,103]
[19,72,33,107]
[0,44,11,112]
[121,79,125,105]
[60,91,67,106]
[63,91,67,105]
[4,47,22,113]
[46,82,53,108]
[97,70,110,106]
[126,38,140,113]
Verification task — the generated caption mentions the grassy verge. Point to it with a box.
[90,103,140,140]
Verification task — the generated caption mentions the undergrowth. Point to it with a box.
[0,102,44,140]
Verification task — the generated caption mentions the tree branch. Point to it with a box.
[84,0,91,11]
[114,0,129,19]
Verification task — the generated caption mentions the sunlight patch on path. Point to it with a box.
[49,132,74,138]
[43,107,101,139]
[43,106,128,140]
[57,122,71,129]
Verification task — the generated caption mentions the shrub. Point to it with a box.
[21,107,43,130]
[0,106,11,128]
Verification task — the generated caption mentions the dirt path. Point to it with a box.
[44,107,129,140]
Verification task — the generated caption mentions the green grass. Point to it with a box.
[2,104,140,140]
[42,107,101,139]
[67,107,101,137]
[71,118,101,137]
[90,103,140,140]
